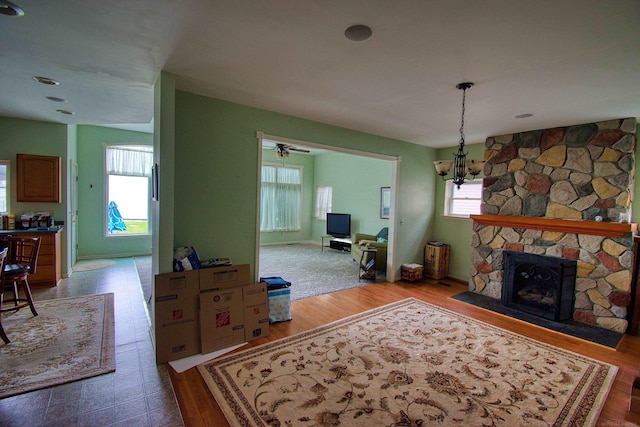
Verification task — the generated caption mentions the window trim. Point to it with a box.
[0,160,9,215]
[104,145,152,237]
[444,179,482,218]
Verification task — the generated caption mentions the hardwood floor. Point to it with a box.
[168,278,640,426]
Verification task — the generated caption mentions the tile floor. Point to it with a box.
[0,257,183,427]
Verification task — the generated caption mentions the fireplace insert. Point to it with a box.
[502,251,577,322]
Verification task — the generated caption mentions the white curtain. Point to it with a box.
[315,186,332,220]
[106,145,153,177]
[260,164,301,231]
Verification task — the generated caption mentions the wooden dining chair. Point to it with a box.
[1,236,41,318]
[0,247,10,343]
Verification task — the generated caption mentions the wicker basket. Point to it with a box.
[401,264,423,281]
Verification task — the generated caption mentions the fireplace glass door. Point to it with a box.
[502,251,577,322]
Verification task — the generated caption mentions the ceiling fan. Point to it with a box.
[275,143,310,159]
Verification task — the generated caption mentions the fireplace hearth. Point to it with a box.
[502,251,577,322]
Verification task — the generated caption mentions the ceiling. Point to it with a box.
[1,0,639,148]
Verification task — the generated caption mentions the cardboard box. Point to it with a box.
[199,264,250,291]
[243,282,270,342]
[200,286,245,354]
[154,270,200,364]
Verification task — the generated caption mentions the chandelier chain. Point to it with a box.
[459,87,467,146]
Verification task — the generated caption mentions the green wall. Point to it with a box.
[0,116,70,273]
[0,116,68,218]
[172,90,435,280]
[311,153,392,243]
[431,142,485,282]
[77,125,153,258]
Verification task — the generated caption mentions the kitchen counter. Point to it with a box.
[1,226,64,286]
[0,226,64,234]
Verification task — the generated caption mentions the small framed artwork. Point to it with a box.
[380,187,390,219]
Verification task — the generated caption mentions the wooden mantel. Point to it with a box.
[470,214,637,238]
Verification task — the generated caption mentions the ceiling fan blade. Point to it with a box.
[289,147,310,153]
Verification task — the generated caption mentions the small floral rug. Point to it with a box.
[199,298,617,427]
[0,293,115,398]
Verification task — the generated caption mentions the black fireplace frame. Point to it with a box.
[502,250,577,322]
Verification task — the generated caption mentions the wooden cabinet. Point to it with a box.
[424,242,450,280]
[22,232,61,286]
[17,153,61,203]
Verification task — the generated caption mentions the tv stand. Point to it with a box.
[321,236,352,252]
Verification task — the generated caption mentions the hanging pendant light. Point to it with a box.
[433,82,485,189]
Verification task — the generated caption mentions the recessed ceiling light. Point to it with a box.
[46,96,66,103]
[33,76,60,86]
[56,109,75,115]
[344,24,372,42]
[514,113,533,119]
[0,0,24,16]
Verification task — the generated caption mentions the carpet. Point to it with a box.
[259,243,384,301]
[199,298,617,427]
[0,293,116,398]
[73,259,115,272]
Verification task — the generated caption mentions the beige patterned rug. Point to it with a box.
[0,293,115,398]
[199,298,617,427]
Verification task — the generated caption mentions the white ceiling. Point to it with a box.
[1,0,639,147]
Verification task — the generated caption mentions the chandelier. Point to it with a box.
[433,82,485,189]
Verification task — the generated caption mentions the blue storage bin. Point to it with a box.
[260,276,292,323]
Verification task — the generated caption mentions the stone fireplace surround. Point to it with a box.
[470,118,637,334]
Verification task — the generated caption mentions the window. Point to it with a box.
[260,164,302,232]
[0,161,8,214]
[314,186,332,220]
[105,145,153,235]
[445,180,482,217]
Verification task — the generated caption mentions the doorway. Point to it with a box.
[255,132,399,289]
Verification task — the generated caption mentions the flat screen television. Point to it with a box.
[326,213,351,238]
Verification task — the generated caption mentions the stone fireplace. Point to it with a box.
[470,118,637,334]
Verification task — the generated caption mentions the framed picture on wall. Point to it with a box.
[380,187,390,219]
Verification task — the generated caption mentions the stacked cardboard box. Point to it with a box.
[154,270,201,365]
[154,264,269,364]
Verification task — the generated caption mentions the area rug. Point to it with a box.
[199,298,617,427]
[259,243,384,301]
[73,259,115,272]
[0,293,116,398]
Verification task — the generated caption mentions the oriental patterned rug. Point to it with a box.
[0,293,115,398]
[199,298,617,427]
